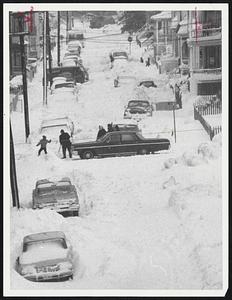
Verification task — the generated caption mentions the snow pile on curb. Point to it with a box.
[168,183,222,289]
[164,140,221,169]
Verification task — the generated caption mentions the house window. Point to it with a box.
[197,81,221,95]
[13,51,21,67]
[199,45,221,69]
[30,36,36,51]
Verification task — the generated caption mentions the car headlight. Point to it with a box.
[21,266,34,275]
[59,261,73,269]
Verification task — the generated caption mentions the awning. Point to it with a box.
[150,11,171,21]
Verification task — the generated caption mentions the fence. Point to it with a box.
[196,101,222,116]
[194,105,222,140]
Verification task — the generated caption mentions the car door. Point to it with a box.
[101,133,121,156]
[120,133,139,155]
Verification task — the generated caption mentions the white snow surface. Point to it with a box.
[10,23,223,291]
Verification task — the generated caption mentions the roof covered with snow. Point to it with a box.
[150,11,172,21]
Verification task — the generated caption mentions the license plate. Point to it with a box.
[36,265,60,273]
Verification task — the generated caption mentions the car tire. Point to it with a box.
[138,148,147,155]
[73,210,79,217]
[82,150,94,159]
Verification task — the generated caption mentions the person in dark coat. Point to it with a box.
[36,135,51,156]
[59,129,72,159]
[107,123,113,132]
[146,57,150,67]
[114,125,120,131]
[109,53,114,68]
[140,57,144,63]
[96,126,107,140]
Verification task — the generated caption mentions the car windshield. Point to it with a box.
[113,52,127,57]
[24,238,66,252]
[128,101,149,108]
[55,83,74,89]
[140,81,156,88]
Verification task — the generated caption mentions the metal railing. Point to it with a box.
[192,67,221,75]
[191,26,221,38]
[194,104,222,140]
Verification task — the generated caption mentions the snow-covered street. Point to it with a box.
[7,11,226,295]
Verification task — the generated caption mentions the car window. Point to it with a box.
[105,134,120,143]
[121,133,137,142]
[24,238,67,252]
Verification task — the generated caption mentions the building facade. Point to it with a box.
[188,10,221,95]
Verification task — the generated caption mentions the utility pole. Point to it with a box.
[172,103,177,143]
[43,12,47,105]
[57,11,60,66]
[10,123,20,209]
[18,14,30,141]
[66,11,69,44]
[46,11,52,86]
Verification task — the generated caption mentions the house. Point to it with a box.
[187,10,221,96]
[9,11,43,78]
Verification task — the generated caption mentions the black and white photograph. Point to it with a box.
[3,2,228,297]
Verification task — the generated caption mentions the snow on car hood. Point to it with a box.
[20,243,69,265]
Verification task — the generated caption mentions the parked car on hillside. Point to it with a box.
[32,177,80,216]
[15,231,74,282]
[71,131,170,159]
[40,117,74,141]
[47,66,88,84]
[124,100,154,119]
[51,81,78,96]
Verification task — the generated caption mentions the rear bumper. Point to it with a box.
[24,270,73,282]
[34,204,80,213]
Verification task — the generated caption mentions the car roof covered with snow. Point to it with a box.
[36,177,71,188]
[23,231,66,244]
[41,117,72,128]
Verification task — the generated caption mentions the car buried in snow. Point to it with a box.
[32,177,80,216]
[124,100,154,119]
[40,117,74,142]
[15,231,74,282]
[71,131,170,159]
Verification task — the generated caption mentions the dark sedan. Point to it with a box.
[71,131,170,159]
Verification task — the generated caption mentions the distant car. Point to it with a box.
[124,100,154,119]
[15,231,74,282]
[40,117,74,141]
[71,131,170,159]
[111,51,128,60]
[138,80,157,88]
[32,177,80,216]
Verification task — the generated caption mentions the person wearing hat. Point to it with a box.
[36,135,51,156]
[59,129,72,159]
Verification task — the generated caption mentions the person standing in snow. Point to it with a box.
[96,125,107,140]
[109,53,114,69]
[36,135,51,156]
[59,129,72,159]
[146,57,151,67]
[107,123,113,132]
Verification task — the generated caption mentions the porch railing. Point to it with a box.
[194,104,222,140]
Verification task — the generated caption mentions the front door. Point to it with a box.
[101,133,121,156]
[120,133,139,155]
